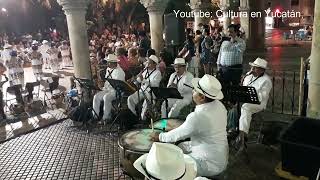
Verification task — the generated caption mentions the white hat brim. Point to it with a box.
[105,58,119,62]
[172,63,187,66]
[134,153,197,180]
[148,57,159,64]
[249,62,268,69]
[191,78,224,100]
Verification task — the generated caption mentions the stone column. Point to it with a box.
[57,0,91,80]
[190,0,211,31]
[239,0,250,40]
[220,0,231,34]
[140,0,169,54]
[307,0,320,118]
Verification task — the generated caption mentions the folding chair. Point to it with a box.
[23,81,41,103]
[42,76,63,109]
[5,84,24,114]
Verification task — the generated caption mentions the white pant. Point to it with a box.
[161,98,192,118]
[92,90,116,120]
[239,103,264,134]
[127,89,153,120]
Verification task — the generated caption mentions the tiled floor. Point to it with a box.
[0,120,130,180]
[0,108,68,143]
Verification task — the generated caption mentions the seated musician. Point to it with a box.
[127,55,162,121]
[151,75,228,177]
[134,142,197,180]
[92,54,125,122]
[161,58,194,118]
[236,58,272,149]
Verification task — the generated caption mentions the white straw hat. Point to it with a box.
[249,57,268,69]
[172,58,187,66]
[191,74,224,100]
[148,55,159,64]
[134,142,197,180]
[104,54,119,62]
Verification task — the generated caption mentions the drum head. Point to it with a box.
[119,129,161,152]
[153,118,184,131]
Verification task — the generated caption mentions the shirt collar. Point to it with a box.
[195,101,215,112]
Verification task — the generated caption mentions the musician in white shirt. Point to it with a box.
[161,58,194,118]
[92,54,125,122]
[151,75,228,177]
[237,58,272,148]
[127,55,162,120]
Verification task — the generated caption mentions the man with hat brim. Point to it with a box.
[134,142,197,180]
[1,44,13,65]
[39,40,50,69]
[59,40,72,68]
[92,54,125,122]
[46,42,60,74]
[160,58,194,118]
[28,43,44,81]
[6,51,24,86]
[235,57,272,151]
[127,55,162,121]
[151,74,229,177]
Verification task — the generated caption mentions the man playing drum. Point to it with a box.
[161,58,194,118]
[92,54,125,123]
[127,55,162,121]
[151,75,229,177]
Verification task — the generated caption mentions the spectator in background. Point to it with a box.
[217,24,246,88]
[138,31,150,57]
[146,48,156,58]
[200,28,214,75]
[138,48,148,67]
[115,47,130,77]
[128,47,139,67]
[178,35,197,77]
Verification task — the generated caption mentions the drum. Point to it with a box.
[153,118,184,132]
[118,129,161,179]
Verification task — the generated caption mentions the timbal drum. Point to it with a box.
[118,129,161,179]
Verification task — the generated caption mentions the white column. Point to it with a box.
[239,0,250,40]
[219,2,231,34]
[307,0,320,118]
[57,0,91,80]
[140,0,169,54]
[190,0,211,31]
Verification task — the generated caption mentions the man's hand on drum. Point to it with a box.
[150,132,160,142]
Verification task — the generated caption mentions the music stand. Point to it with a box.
[151,87,183,118]
[71,77,101,130]
[224,86,260,131]
[106,79,134,131]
